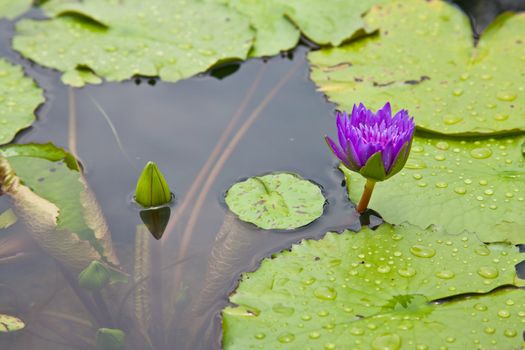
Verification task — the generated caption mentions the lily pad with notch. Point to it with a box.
[223,223,525,349]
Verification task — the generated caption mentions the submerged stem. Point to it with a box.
[356,179,376,214]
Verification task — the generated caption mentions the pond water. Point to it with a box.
[0,1,524,349]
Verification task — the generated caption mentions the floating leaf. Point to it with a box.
[14,0,254,86]
[0,143,123,276]
[0,208,17,229]
[213,0,386,57]
[0,0,32,19]
[0,59,44,145]
[342,135,525,244]
[225,173,325,230]
[223,224,525,349]
[0,313,25,332]
[309,0,525,135]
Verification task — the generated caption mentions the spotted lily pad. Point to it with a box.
[223,224,525,349]
[0,0,32,19]
[0,59,44,144]
[341,135,525,244]
[0,313,25,332]
[14,0,254,86]
[225,173,325,230]
[214,0,386,57]
[309,0,525,135]
[0,143,123,276]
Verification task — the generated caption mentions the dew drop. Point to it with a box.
[406,160,427,169]
[397,267,416,278]
[443,115,463,125]
[416,345,429,350]
[309,331,321,339]
[324,343,336,350]
[435,182,448,189]
[436,270,455,279]
[452,89,463,96]
[413,174,423,180]
[474,303,487,311]
[436,141,449,150]
[505,192,514,198]
[504,329,517,337]
[479,180,488,186]
[496,91,517,102]
[255,333,266,340]
[272,303,295,316]
[277,333,295,343]
[484,327,495,334]
[454,187,467,195]
[494,114,509,121]
[377,265,391,274]
[350,327,365,336]
[434,154,446,161]
[371,333,401,350]
[417,182,428,188]
[314,286,337,300]
[477,266,499,279]
[470,147,492,159]
[497,309,510,318]
[484,189,494,196]
[474,246,490,256]
[410,245,436,258]
[301,314,312,321]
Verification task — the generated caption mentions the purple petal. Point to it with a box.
[325,136,346,163]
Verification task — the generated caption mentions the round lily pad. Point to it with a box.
[0,59,44,145]
[0,314,25,332]
[223,224,525,349]
[308,0,525,136]
[225,173,325,230]
[14,0,254,86]
[341,135,525,244]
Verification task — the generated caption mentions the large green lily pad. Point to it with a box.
[213,0,386,57]
[0,59,44,144]
[341,135,525,244]
[225,173,325,230]
[0,0,32,19]
[0,143,122,274]
[223,224,525,349]
[14,0,254,86]
[309,0,525,136]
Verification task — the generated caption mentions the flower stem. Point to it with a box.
[357,179,376,214]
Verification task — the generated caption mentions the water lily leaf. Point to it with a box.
[342,135,525,244]
[214,0,386,57]
[0,0,32,19]
[0,313,25,332]
[309,0,525,136]
[223,224,525,349]
[14,0,254,86]
[0,143,123,276]
[225,173,325,230]
[0,59,44,145]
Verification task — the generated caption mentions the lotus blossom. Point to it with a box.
[325,102,415,213]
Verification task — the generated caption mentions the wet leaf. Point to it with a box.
[0,313,25,332]
[96,328,125,350]
[0,143,123,276]
[0,0,32,19]
[342,135,525,244]
[309,0,525,136]
[78,260,110,290]
[223,224,525,349]
[0,208,17,229]
[14,0,254,86]
[225,173,325,230]
[0,59,44,145]
[212,0,386,57]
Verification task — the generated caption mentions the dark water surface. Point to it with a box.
[0,1,523,349]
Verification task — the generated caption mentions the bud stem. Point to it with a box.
[357,179,376,214]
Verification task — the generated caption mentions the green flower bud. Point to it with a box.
[78,261,110,290]
[135,162,172,207]
[96,328,125,350]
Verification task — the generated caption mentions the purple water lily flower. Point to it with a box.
[325,102,415,213]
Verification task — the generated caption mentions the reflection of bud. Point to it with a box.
[96,328,125,350]
[135,162,172,208]
[78,261,110,290]
[139,206,171,240]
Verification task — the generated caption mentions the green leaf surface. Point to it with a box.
[0,0,32,19]
[342,135,525,244]
[225,173,325,230]
[0,208,17,229]
[223,224,525,349]
[0,143,122,274]
[0,59,44,144]
[214,0,386,57]
[15,0,254,86]
[308,0,525,136]
[0,313,25,332]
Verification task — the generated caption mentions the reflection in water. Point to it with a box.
[0,1,524,349]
